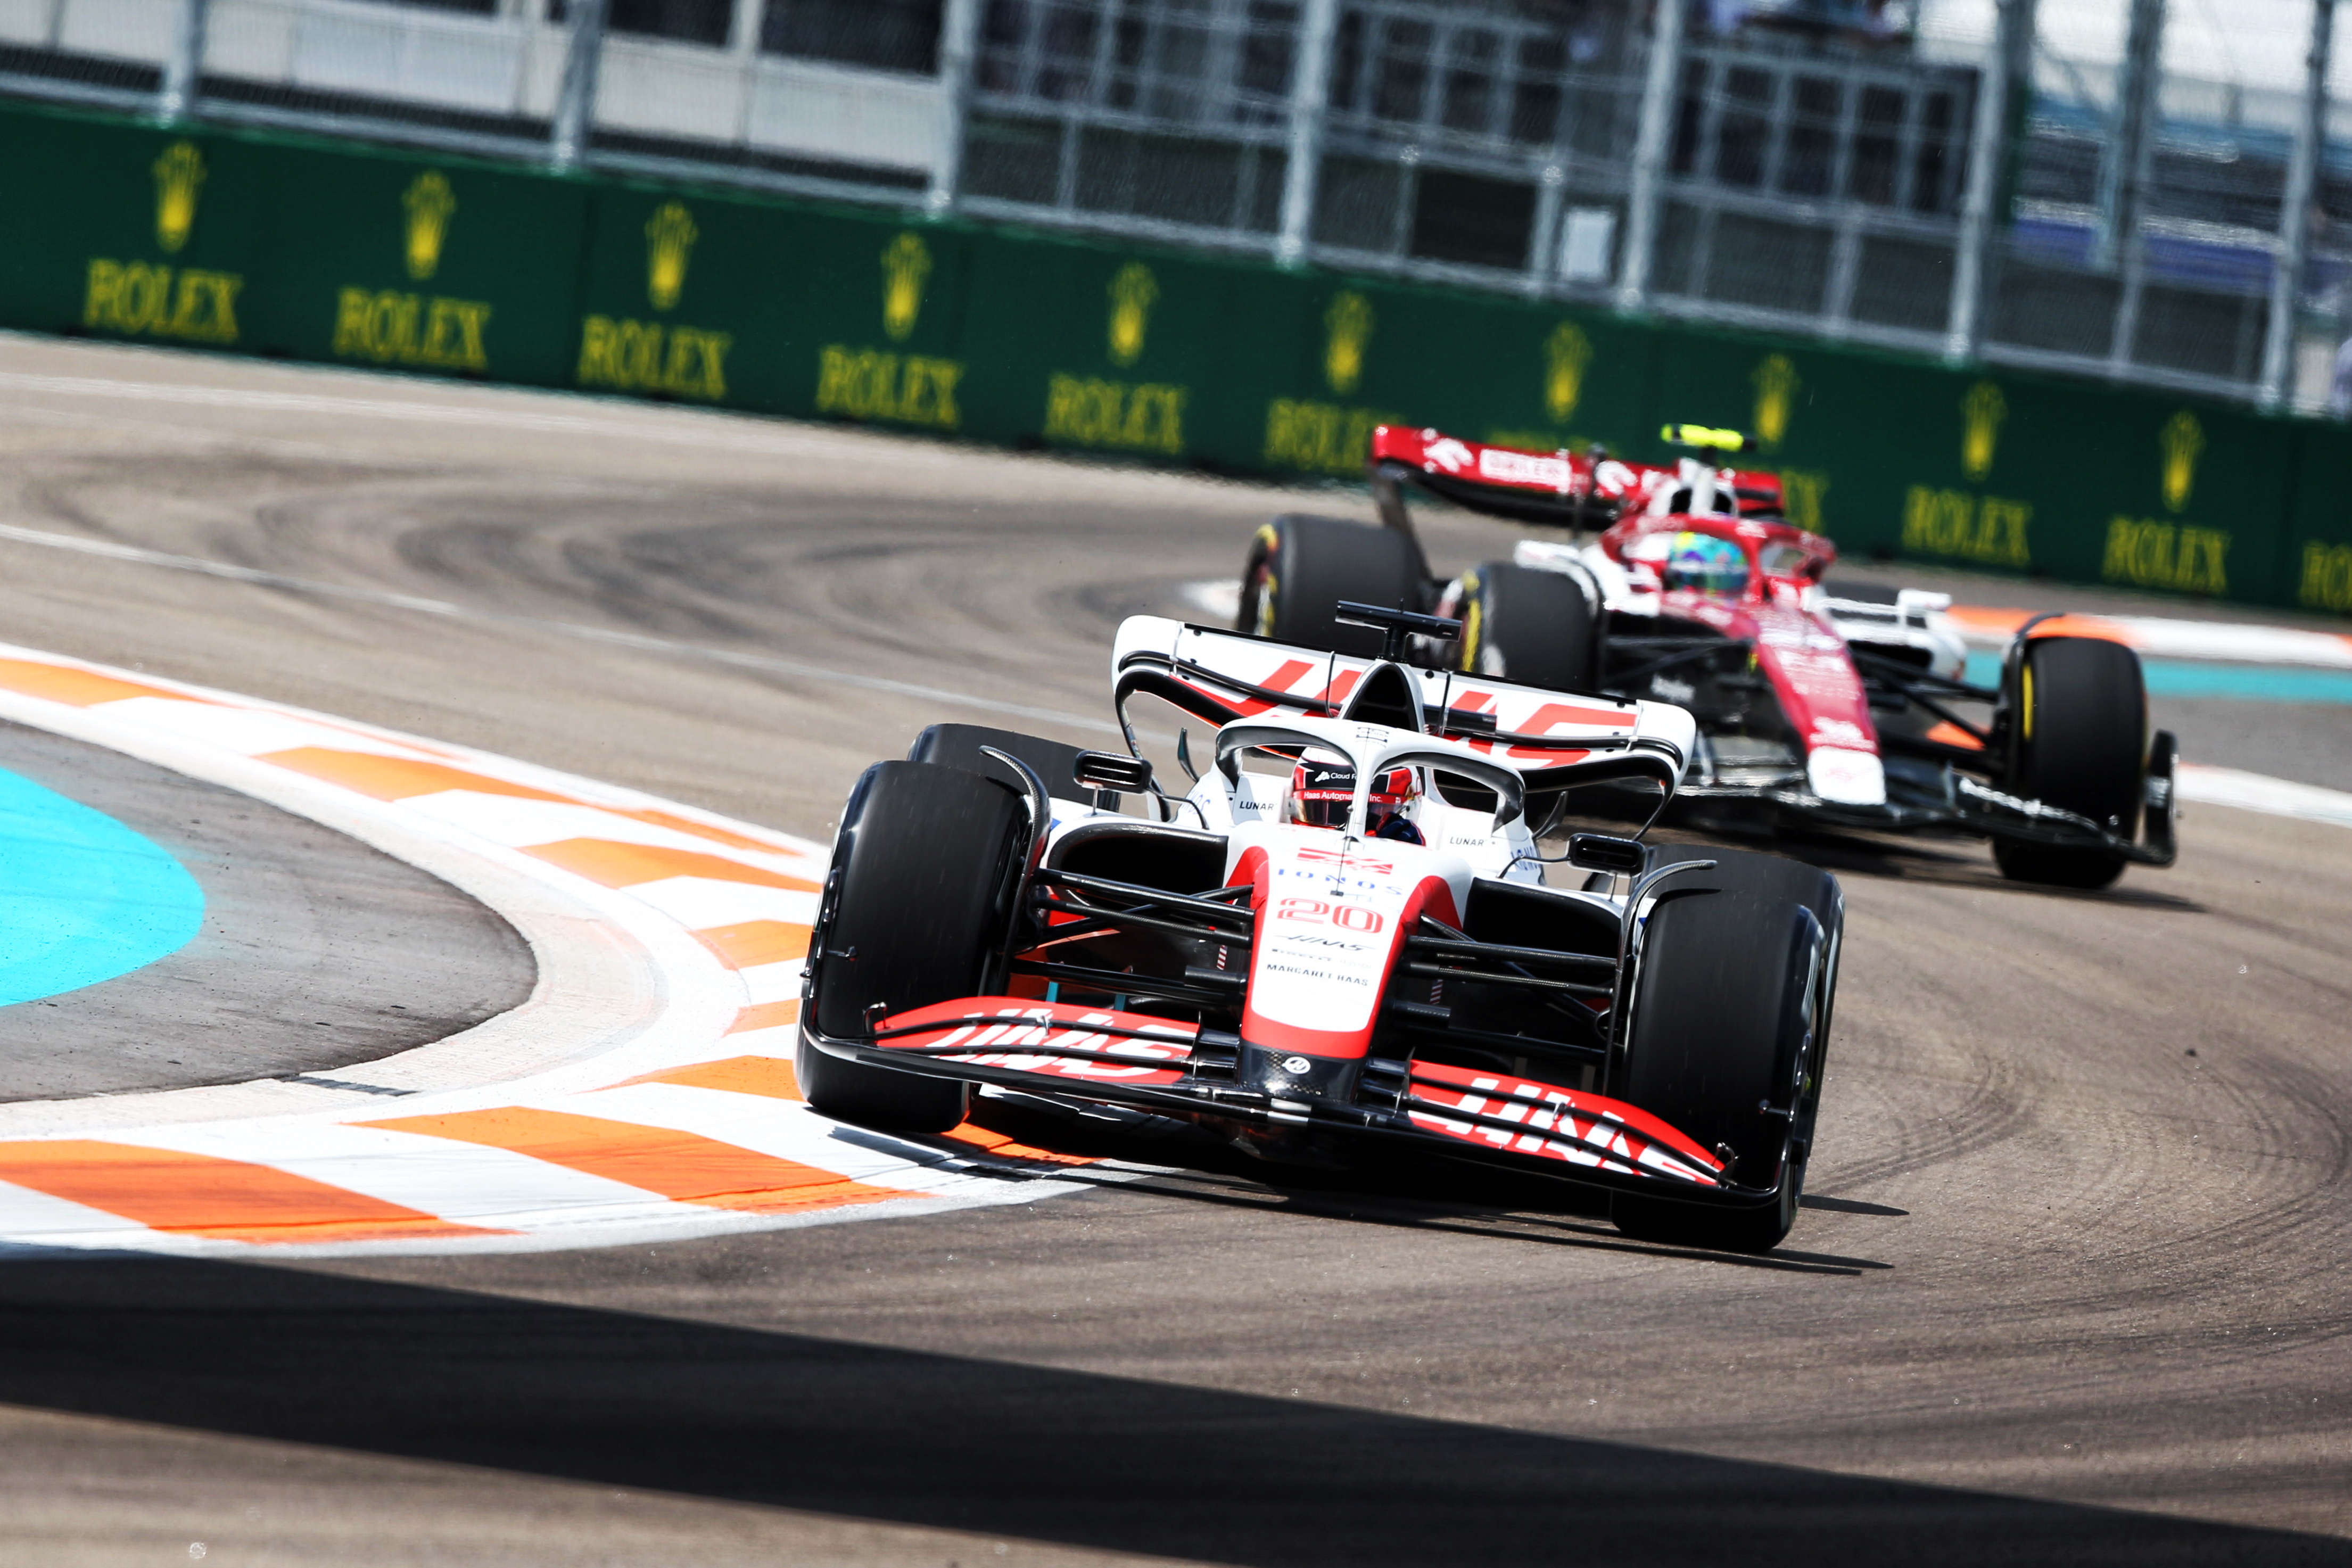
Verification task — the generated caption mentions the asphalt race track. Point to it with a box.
[0,718,532,1101]
[0,334,2347,1566]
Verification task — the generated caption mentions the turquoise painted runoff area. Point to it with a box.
[1961,651,2352,703]
[0,766,203,1005]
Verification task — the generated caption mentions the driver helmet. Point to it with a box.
[1289,754,1424,844]
[1660,531,1750,596]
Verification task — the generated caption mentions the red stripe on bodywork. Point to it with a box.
[876,998,1199,1086]
[1406,1061,1725,1183]
[1183,664,1364,721]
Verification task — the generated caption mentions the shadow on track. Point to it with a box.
[940,1103,1891,1275]
[2,1252,2342,1567]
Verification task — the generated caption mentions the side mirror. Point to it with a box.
[1566,832,1645,875]
[1074,751,1154,794]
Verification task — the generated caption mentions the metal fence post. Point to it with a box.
[2101,0,2163,374]
[1945,0,2026,364]
[1275,0,1340,269]
[2095,0,2163,272]
[550,0,609,171]
[158,0,209,125]
[1614,0,1687,315]
[1524,163,1565,297]
[2262,0,2336,410]
[928,0,983,214]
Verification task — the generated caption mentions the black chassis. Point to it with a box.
[799,751,1785,1212]
[1365,461,2178,868]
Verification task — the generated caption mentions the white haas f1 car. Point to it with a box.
[1237,424,2178,888]
[800,606,1843,1252]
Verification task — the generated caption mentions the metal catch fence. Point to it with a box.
[2,0,2348,415]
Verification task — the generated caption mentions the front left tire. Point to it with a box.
[800,760,1029,1133]
[1606,847,1842,1253]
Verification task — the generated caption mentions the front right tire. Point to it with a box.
[1993,634,2147,889]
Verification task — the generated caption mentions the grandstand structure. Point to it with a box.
[5,0,2346,414]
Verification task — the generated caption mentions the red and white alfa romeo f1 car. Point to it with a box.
[1237,424,2179,888]
[800,606,1842,1252]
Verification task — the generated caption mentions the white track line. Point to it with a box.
[1943,604,2352,666]
[2176,764,2352,831]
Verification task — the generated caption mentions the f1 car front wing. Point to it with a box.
[801,997,1789,1211]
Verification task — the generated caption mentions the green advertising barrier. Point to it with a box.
[2288,423,2352,616]
[1635,331,2298,606]
[280,144,590,388]
[0,109,590,385]
[0,97,2338,621]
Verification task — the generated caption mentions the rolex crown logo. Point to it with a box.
[1324,291,1373,397]
[1751,354,1800,450]
[1544,321,1593,423]
[2160,411,2205,514]
[882,232,932,342]
[1107,261,1158,368]
[152,141,205,255]
[402,172,457,282]
[1961,381,2007,481]
[645,202,698,313]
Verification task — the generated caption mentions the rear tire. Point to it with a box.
[1608,847,1841,1253]
[1236,514,1424,658]
[1994,636,2147,889]
[1450,562,1596,690]
[800,761,1027,1133]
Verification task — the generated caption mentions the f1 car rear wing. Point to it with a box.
[1111,615,1696,795]
[1367,425,1787,539]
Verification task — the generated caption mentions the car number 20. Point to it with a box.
[1275,896,1385,934]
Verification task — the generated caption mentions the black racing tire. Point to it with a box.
[906,723,1107,810]
[1236,514,1424,658]
[1994,635,2147,890]
[1452,561,1596,691]
[800,761,1027,1133]
[1607,846,1842,1253]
